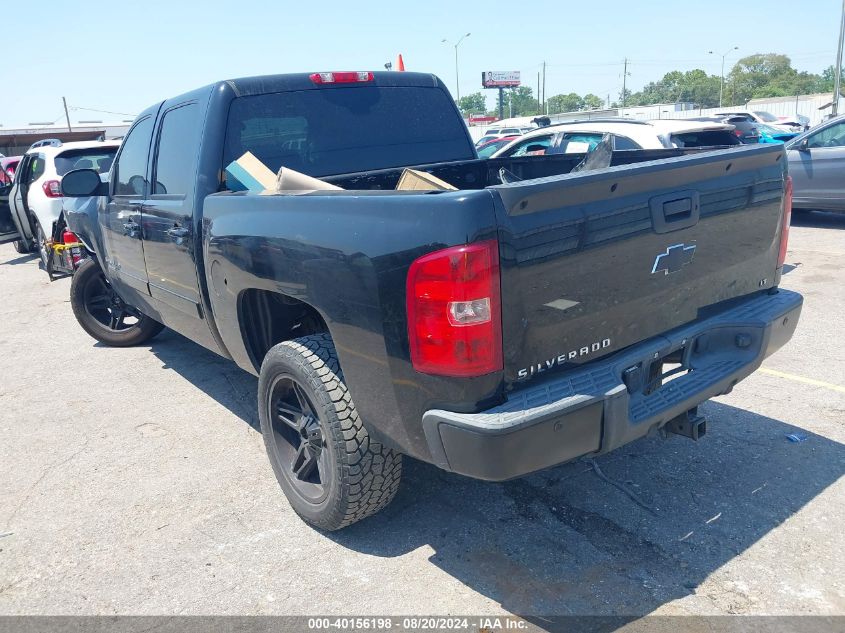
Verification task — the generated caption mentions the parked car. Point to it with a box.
[715,110,801,133]
[786,114,845,213]
[474,135,499,147]
[475,135,518,158]
[775,114,810,131]
[28,138,63,150]
[8,140,120,261]
[41,71,799,532]
[0,156,21,186]
[756,124,799,144]
[491,118,741,157]
[689,115,760,144]
[480,126,532,139]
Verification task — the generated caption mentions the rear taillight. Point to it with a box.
[42,179,62,198]
[778,175,793,267]
[734,129,743,137]
[406,240,502,377]
[309,71,374,84]
[61,230,83,267]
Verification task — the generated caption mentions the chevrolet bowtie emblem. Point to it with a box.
[651,243,696,275]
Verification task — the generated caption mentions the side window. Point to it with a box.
[27,156,46,183]
[548,132,603,154]
[114,116,154,196]
[508,135,553,157]
[612,135,642,150]
[807,122,845,149]
[152,103,202,196]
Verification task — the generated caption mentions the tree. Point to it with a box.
[457,92,487,116]
[616,88,633,108]
[820,65,845,94]
[497,86,539,117]
[627,69,721,108]
[582,94,604,110]
[724,53,823,104]
[546,92,583,114]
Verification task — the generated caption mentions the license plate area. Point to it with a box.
[644,345,690,395]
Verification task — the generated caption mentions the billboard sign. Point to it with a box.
[482,71,521,88]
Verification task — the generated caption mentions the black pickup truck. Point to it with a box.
[49,71,801,530]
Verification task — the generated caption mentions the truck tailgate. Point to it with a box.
[492,144,788,384]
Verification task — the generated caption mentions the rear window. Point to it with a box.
[224,86,474,178]
[55,148,117,176]
[611,135,642,150]
[476,138,511,158]
[670,131,741,147]
[753,111,779,122]
[475,135,498,146]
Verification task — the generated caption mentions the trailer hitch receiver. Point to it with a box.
[665,407,706,441]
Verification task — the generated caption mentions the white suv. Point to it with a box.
[9,140,120,263]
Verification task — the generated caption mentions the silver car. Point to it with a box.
[787,115,845,213]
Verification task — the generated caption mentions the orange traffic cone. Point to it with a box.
[396,54,405,71]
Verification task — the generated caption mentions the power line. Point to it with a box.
[69,106,137,117]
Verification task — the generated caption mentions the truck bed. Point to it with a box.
[203,143,789,461]
[322,148,712,191]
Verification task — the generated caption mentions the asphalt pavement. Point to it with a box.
[0,211,843,621]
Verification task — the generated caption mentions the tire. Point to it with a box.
[258,333,402,531]
[13,239,33,254]
[70,258,164,347]
[35,221,50,271]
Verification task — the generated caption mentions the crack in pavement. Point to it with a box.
[3,438,90,531]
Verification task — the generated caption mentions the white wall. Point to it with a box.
[634,93,842,127]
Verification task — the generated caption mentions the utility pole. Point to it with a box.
[62,97,72,132]
[542,61,547,114]
[833,0,845,116]
[537,72,541,115]
[621,58,628,112]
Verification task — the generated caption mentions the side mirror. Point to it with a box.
[61,169,106,197]
[795,138,810,152]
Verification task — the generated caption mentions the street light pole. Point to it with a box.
[709,46,738,107]
[833,0,844,116]
[442,33,471,101]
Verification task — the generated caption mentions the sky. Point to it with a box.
[1,0,843,126]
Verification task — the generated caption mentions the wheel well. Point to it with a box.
[239,289,329,371]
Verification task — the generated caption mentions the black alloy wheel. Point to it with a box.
[267,374,330,504]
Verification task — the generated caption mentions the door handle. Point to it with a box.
[122,221,139,237]
[649,190,700,234]
[167,226,189,242]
